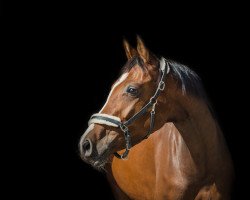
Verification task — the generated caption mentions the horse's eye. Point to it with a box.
[126,86,138,96]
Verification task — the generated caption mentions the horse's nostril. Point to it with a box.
[82,139,92,157]
[83,140,90,151]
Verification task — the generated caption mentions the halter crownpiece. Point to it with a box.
[88,57,170,159]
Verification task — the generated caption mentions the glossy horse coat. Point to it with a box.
[79,37,233,199]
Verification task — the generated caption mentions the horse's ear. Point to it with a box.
[123,39,137,60]
[136,35,150,63]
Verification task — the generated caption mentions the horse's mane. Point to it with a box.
[167,59,206,99]
[167,59,215,117]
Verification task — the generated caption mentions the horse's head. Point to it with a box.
[79,37,172,169]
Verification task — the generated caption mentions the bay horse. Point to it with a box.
[79,37,233,200]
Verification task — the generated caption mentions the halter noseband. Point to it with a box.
[88,58,170,159]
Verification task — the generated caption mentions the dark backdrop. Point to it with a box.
[9,4,248,199]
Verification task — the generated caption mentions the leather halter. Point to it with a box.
[88,58,170,159]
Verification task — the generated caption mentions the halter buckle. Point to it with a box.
[120,124,128,132]
[151,99,157,114]
[159,81,165,91]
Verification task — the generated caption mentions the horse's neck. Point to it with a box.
[169,97,229,171]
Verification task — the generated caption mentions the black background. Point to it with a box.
[5,3,248,199]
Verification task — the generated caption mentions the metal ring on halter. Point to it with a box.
[120,124,128,132]
[150,97,157,104]
[159,81,165,91]
[114,148,130,160]
[121,151,129,160]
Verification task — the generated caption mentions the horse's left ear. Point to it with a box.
[136,36,150,63]
[123,39,137,60]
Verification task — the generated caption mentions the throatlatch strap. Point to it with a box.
[144,111,155,139]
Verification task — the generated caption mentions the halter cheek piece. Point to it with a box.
[88,58,170,159]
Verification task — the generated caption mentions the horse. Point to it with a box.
[79,36,234,200]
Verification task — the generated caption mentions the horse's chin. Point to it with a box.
[91,159,108,171]
[88,150,113,171]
